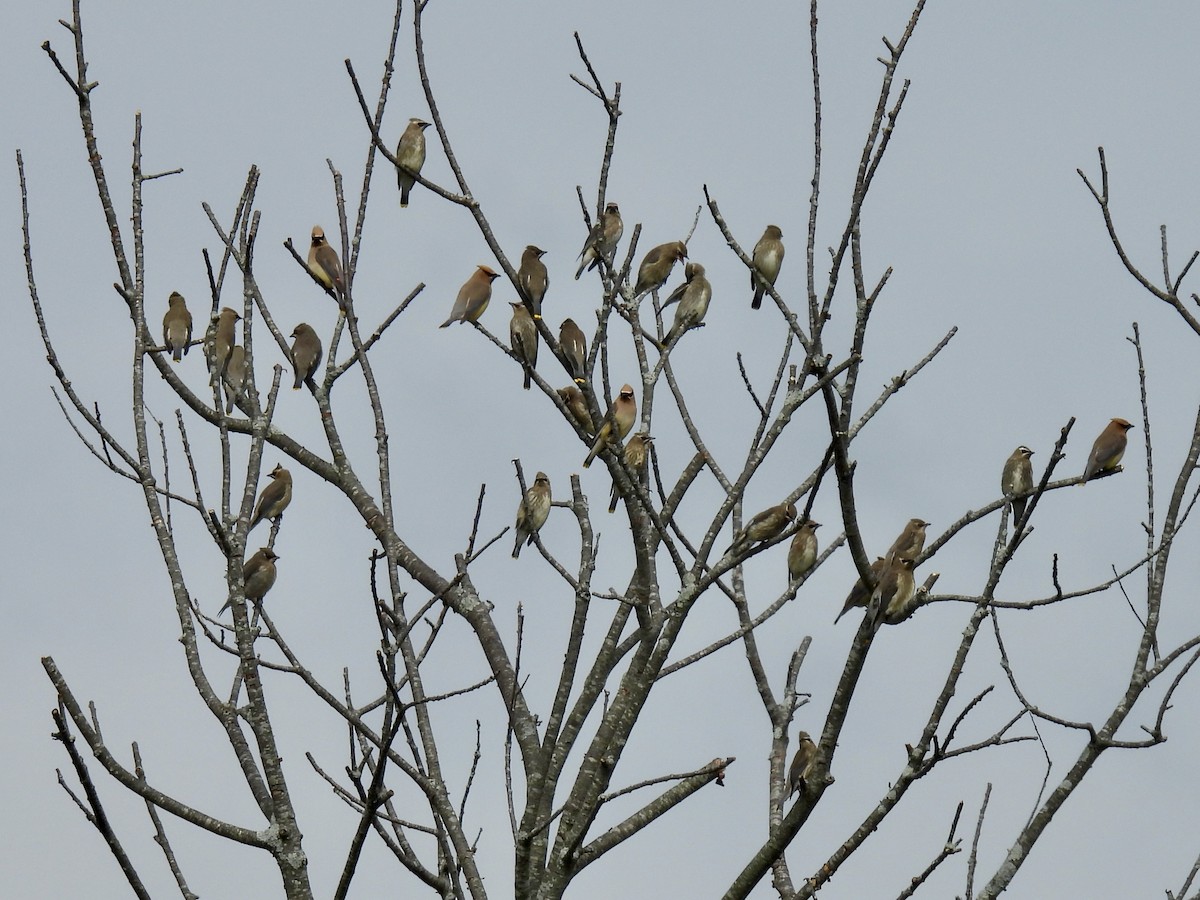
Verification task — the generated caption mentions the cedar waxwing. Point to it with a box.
[787,731,818,797]
[751,225,785,310]
[886,518,929,564]
[575,202,623,279]
[869,556,917,628]
[509,302,538,390]
[1001,445,1035,524]
[788,520,821,583]
[308,226,346,309]
[583,384,637,468]
[512,471,552,559]
[834,556,887,624]
[1082,418,1135,482]
[661,262,712,345]
[208,307,241,384]
[559,318,588,384]
[219,547,279,614]
[518,245,549,319]
[250,464,293,532]
[609,432,653,513]
[729,502,798,554]
[631,241,688,300]
[223,345,248,414]
[440,265,499,327]
[396,117,430,207]
[162,292,193,362]
[557,385,594,435]
[290,323,323,391]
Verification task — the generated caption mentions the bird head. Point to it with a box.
[478,265,500,281]
[310,226,326,245]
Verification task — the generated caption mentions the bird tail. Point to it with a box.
[439,317,455,328]
[752,287,765,310]
[523,367,532,390]
[512,534,523,559]
[400,185,411,207]
[608,483,619,513]
[583,442,601,468]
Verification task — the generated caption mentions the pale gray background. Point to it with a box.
[4,2,1198,897]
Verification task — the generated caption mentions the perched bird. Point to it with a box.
[834,556,887,624]
[729,502,798,554]
[661,262,712,346]
[575,202,623,279]
[518,245,549,319]
[559,318,588,384]
[631,241,688,301]
[307,226,346,309]
[395,117,431,207]
[162,292,193,362]
[583,383,637,468]
[751,225,785,310]
[1083,418,1135,482]
[222,345,248,414]
[509,302,539,390]
[440,265,499,327]
[869,556,918,629]
[609,432,653,513]
[250,464,293,532]
[290,323,323,391]
[208,307,241,384]
[219,547,280,614]
[557,385,594,435]
[886,518,929,564]
[787,731,818,797]
[1001,445,1035,525]
[512,471,552,559]
[788,520,821,583]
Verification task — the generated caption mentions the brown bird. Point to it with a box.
[787,731,818,797]
[869,556,918,629]
[1001,445,1035,525]
[661,262,712,346]
[440,265,499,327]
[250,464,293,532]
[559,318,588,384]
[751,225,785,310]
[223,345,248,413]
[1083,418,1135,482]
[557,385,594,436]
[396,117,431,207]
[788,520,821,583]
[509,302,538,390]
[219,547,280,614]
[886,518,929,565]
[513,471,552,559]
[208,307,241,384]
[307,226,346,309]
[162,292,193,362]
[609,432,653,513]
[518,245,549,319]
[631,240,688,301]
[575,202,623,279]
[834,556,887,624]
[583,383,637,468]
[290,323,323,391]
[729,502,798,554]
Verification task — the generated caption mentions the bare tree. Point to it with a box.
[20,1,1200,898]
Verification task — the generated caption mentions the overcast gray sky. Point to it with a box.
[4,1,1200,897]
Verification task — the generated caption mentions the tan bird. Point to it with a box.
[219,547,279,614]
[162,292,193,362]
[557,385,594,436]
[1083,418,1134,482]
[559,318,588,384]
[307,226,346,309]
[661,262,712,345]
[787,731,818,797]
[518,245,549,319]
[290,323,323,391]
[1001,445,1035,524]
[751,225,785,310]
[575,202,623,279]
[729,502,798,554]
[509,302,538,390]
[250,464,293,532]
[631,241,688,301]
[223,345,248,413]
[513,471,552,559]
[834,556,887,624]
[440,265,499,327]
[869,556,917,629]
[788,520,821,583]
[886,518,929,564]
[609,432,653,513]
[396,117,431,207]
[583,383,637,468]
[208,307,241,384]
